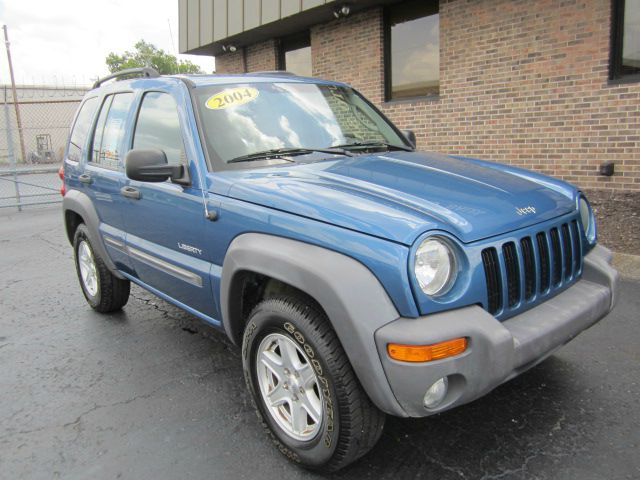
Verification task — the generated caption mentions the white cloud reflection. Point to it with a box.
[279,115,302,146]
[228,110,284,152]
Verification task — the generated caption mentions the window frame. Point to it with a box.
[610,0,640,83]
[383,0,441,102]
[277,31,312,75]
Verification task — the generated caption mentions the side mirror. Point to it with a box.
[402,130,416,149]
[125,149,184,183]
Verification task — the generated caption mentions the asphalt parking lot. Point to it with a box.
[1,206,638,480]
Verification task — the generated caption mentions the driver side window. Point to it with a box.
[133,92,187,166]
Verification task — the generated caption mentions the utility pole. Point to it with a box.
[3,25,27,164]
[3,85,22,210]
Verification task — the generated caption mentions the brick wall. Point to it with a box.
[216,49,244,73]
[215,49,245,73]
[246,40,278,71]
[312,8,385,104]
[214,0,640,192]
[215,39,278,74]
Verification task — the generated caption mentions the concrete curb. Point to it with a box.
[612,252,640,281]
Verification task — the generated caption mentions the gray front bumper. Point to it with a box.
[375,244,619,417]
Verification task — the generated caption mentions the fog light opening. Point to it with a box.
[423,377,448,409]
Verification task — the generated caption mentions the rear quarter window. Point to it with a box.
[90,93,134,170]
[68,97,99,162]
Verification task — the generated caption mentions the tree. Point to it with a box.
[106,40,203,75]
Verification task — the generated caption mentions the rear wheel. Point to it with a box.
[242,295,385,472]
[73,224,129,313]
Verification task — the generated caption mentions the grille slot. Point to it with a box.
[481,247,502,314]
[502,242,520,307]
[550,227,562,286]
[536,232,550,292]
[561,223,573,280]
[521,237,536,300]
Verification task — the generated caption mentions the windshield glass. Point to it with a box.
[194,82,409,168]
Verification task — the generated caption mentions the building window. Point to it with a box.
[611,0,640,81]
[279,32,312,77]
[385,0,439,101]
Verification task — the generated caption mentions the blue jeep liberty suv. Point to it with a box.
[61,68,619,472]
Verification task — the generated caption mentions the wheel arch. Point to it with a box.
[63,189,124,279]
[220,233,406,416]
[65,209,84,244]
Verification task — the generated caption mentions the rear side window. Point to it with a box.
[90,92,134,170]
[68,97,98,162]
[133,92,186,166]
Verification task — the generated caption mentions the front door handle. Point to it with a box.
[120,186,141,200]
[78,173,92,184]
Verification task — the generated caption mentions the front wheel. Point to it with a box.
[242,296,385,472]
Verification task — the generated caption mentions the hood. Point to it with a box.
[218,151,577,245]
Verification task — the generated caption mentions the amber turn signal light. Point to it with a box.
[387,338,468,363]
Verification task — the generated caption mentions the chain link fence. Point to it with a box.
[1,84,87,210]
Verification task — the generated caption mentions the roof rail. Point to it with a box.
[92,67,160,89]
[250,70,297,76]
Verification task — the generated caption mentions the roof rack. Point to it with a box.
[92,67,160,89]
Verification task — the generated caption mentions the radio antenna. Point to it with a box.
[167,18,181,74]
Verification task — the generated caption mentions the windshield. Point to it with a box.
[194,82,410,169]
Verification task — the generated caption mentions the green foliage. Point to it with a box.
[105,40,203,75]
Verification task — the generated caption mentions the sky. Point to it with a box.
[0,0,216,87]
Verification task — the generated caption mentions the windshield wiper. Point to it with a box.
[227,147,353,164]
[330,140,414,152]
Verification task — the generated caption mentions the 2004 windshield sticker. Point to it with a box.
[205,87,259,110]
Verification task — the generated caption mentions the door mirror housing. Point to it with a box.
[402,130,416,149]
[125,149,186,183]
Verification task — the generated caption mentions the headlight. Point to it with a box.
[578,196,596,243]
[415,237,457,296]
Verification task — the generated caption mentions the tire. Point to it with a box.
[73,224,130,313]
[242,295,385,472]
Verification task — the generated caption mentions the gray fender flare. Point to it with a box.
[220,233,406,416]
[63,189,124,279]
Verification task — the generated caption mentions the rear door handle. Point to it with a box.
[78,173,92,184]
[120,186,141,200]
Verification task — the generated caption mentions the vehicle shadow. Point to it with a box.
[331,357,593,479]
